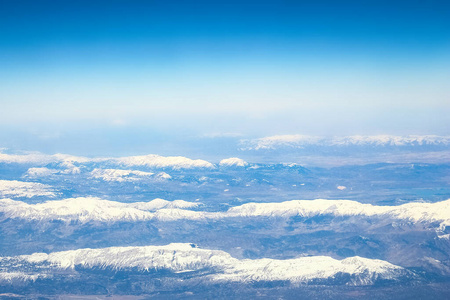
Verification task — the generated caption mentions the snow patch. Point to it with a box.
[24,167,56,177]
[24,167,80,178]
[129,198,200,211]
[90,168,155,182]
[219,157,248,167]
[0,197,200,223]
[113,154,215,170]
[0,180,56,198]
[0,271,47,282]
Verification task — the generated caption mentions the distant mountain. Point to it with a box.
[2,197,448,226]
[0,180,56,198]
[0,151,215,170]
[1,147,450,298]
[0,243,415,290]
[0,197,200,223]
[240,135,450,150]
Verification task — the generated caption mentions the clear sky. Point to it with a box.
[1,0,449,154]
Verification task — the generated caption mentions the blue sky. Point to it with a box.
[1,0,449,154]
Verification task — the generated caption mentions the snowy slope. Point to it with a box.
[112,154,215,169]
[219,157,248,167]
[128,198,200,211]
[0,197,199,223]
[226,199,450,226]
[214,255,409,285]
[0,197,152,222]
[90,168,155,182]
[0,151,214,170]
[24,166,81,178]
[241,134,450,150]
[0,180,56,198]
[1,197,449,226]
[90,168,174,182]
[0,152,93,165]
[0,244,411,285]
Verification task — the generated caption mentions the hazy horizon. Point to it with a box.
[1,1,449,156]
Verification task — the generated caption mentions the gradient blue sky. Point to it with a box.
[1,0,449,154]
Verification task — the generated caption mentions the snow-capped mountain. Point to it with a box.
[0,197,199,223]
[241,134,450,150]
[128,198,200,211]
[0,152,93,166]
[0,180,56,198]
[0,243,412,286]
[1,147,449,298]
[90,168,155,182]
[0,151,215,170]
[219,157,248,167]
[112,154,215,170]
[1,197,449,228]
[24,166,81,178]
[214,255,410,285]
[226,199,450,227]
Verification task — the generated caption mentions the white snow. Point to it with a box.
[437,234,450,240]
[0,152,95,166]
[24,167,81,178]
[330,135,450,146]
[241,134,450,150]
[2,243,407,285]
[241,135,323,150]
[0,180,56,198]
[226,199,450,226]
[155,172,172,180]
[0,271,46,282]
[90,168,155,182]
[0,152,57,165]
[129,198,200,211]
[24,167,57,177]
[0,197,200,223]
[219,157,248,167]
[213,255,406,285]
[0,151,214,170]
[153,208,209,221]
[0,197,152,222]
[1,197,449,226]
[113,154,215,170]
[23,243,231,271]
